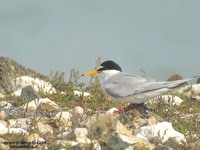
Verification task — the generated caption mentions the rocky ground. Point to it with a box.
[0,56,199,150]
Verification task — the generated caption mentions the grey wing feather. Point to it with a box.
[105,73,196,97]
[105,73,156,97]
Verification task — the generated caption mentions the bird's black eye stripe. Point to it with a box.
[97,67,104,71]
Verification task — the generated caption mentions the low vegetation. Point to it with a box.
[0,58,199,149]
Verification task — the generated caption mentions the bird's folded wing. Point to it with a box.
[105,73,195,97]
[105,73,156,97]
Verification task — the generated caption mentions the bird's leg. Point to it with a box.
[114,103,135,114]
[115,103,149,118]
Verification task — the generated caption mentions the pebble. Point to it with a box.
[12,76,56,96]
[53,111,72,126]
[23,98,60,111]
[134,121,186,143]
[0,101,12,108]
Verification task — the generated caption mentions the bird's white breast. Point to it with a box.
[99,70,120,94]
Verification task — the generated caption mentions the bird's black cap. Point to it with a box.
[97,60,122,72]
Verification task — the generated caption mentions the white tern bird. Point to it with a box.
[82,60,196,104]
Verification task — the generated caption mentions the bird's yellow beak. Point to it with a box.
[82,70,100,76]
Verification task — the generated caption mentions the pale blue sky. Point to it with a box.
[0,0,199,83]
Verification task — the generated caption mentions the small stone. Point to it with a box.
[53,111,72,126]
[0,92,6,98]
[73,90,90,97]
[192,95,200,101]
[0,120,8,127]
[134,121,186,143]
[23,133,46,148]
[73,106,84,115]
[12,76,56,96]
[36,122,53,134]
[81,113,104,128]
[0,101,12,108]
[56,131,70,140]
[8,118,31,129]
[0,122,8,135]
[24,133,45,142]
[23,98,60,111]
[54,140,78,147]
[177,85,192,97]
[74,127,88,137]
[8,127,29,135]
[0,110,7,119]
[192,84,200,94]
[74,128,91,144]
[0,122,29,135]
[92,139,101,150]
[20,85,40,103]
[2,107,36,119]
[24,133,40,142]
[107,133,137,150]
[0,138,9,150]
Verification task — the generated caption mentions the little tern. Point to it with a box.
[82,60,196,104]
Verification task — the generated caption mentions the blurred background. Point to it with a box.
[0,0,199,83]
